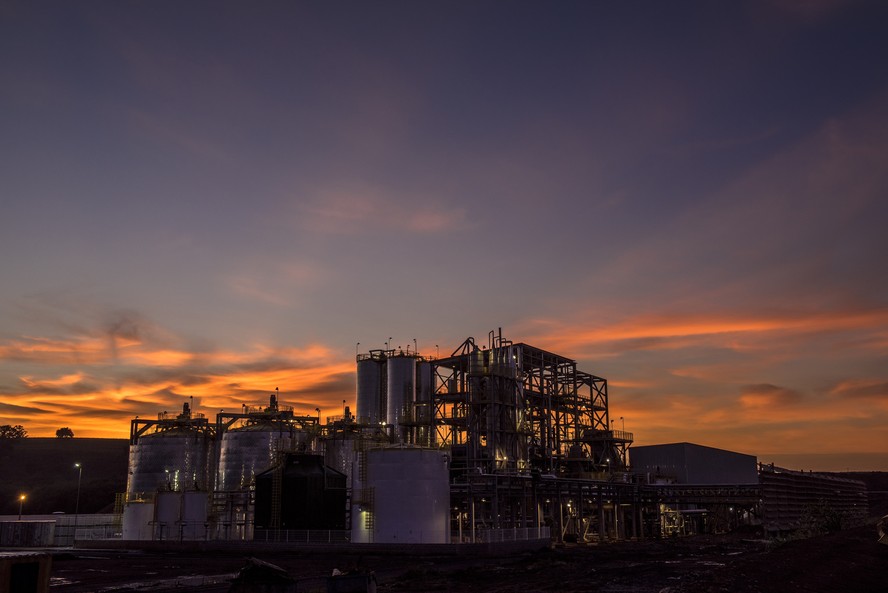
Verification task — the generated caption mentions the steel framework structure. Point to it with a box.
[428,331,632,476]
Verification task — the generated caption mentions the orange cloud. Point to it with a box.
[0,335,108,364]
[525,308,888,355]
[738,383,804,409]
[0,321,357,438]
[830,379,888,402]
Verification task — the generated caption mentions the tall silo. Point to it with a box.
[356,352,386,424]
[386,354,416,442]
[126,403,215,496]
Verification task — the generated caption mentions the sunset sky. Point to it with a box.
[2,2,887,471]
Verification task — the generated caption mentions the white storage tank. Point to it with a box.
[154,491,180,540]
[362,447,450,544]
[121,502,154,540]
[179,491,209,540]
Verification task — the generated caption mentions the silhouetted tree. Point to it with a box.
[56,427,75,438]
[0,425,27,440]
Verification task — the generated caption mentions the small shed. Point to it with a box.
[0,552,52,593]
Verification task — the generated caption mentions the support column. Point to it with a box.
[597,486,605,541]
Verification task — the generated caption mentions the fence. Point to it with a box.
[254,529,350,544]
[75,524,121,541]
[473,526,551,543]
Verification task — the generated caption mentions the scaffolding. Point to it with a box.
[428,331,632,475]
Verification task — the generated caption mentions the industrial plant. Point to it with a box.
[103,329,869,547]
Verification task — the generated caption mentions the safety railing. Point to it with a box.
[473,526,551,543]
[254,529,349,544]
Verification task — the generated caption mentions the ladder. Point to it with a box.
[271,463,282,530]
[363,487,375,530]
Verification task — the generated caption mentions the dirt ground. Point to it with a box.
[46,524,887,593]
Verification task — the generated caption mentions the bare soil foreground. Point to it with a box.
[49,525,886,593]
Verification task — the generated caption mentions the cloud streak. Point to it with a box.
[0,314,355,437]
[294,186,469,236]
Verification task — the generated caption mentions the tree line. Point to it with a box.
[0,425,75,440]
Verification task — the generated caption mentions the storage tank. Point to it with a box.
[217,422,307,491]
[356,355,385,424]
[142,491,210,541]
[121,502,154,540]
[360,447,449,543]
[216,394,320,492]
[323,434,358,485]
[386,355,416,440]
[154,491,180,540]
[181,491,209,540]
[127,405,214,495]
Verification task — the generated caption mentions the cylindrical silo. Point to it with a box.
[386,355,416,440]
[357,356,385,424]
[127,427,214,495]
[323,434,358,485]
[216,423,303,492]
[362,447,450,543]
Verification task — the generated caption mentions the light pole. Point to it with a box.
[74,463,83,535]
[18,494,26,520]
[620,416,625,432]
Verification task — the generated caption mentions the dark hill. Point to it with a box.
[0,437,128,515]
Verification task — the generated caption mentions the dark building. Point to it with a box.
[254,454,347,530]
[631,442,759,485]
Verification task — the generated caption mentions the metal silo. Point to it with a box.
[356,353,385,424]
[126,403,215,496]
[216,394,320,492]
[217,423,299,491]
[323,434,358,485]
[386,354,416,441]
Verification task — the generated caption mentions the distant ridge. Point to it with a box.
[758,452,888,472]
[0,437,128,515]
